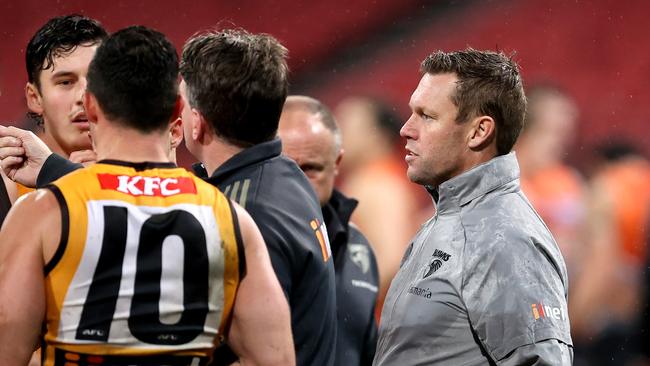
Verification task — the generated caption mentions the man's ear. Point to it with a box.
[467,116,496,150]
[169,117,183,149]
[84,91,100,125]
[334,148,344,177]
[191,109,212,143]
[25,83,43,115]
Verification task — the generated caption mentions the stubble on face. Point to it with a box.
[402,73,470,188]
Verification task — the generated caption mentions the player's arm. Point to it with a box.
[227,203,295,366]
[0,189,60,365]
[0,171,16,227]
[1,170,17,203]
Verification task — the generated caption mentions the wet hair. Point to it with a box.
[86,26,179,132]
[25,14,107,125]
[180,28,289,147]
[421,48,527,155]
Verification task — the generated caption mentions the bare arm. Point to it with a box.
[227,203,295,366]
[0,190,59,365]
[1,170,17,204]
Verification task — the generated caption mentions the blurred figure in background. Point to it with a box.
[571,141,650,366]
[278,95,379,366]
[515,84,585,271]
[335,96,427,319]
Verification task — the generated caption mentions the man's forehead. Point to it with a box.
[410,73,458,105]
[42,44,97,74]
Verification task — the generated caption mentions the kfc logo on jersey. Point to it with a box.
[98,174,197,197]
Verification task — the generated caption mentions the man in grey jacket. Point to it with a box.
[373,49,573,365]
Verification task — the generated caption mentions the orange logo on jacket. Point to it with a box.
[311,218,332,262]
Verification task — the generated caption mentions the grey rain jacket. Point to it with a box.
[374,152,573,365]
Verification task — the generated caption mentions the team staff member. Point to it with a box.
[181,30,336,366]
[2,28,339,366]
[0,26,293,366]
[278,96,379,366]
[373,49,573,365]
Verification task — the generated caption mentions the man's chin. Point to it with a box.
[66,140,93,155]
[406,170,423,185]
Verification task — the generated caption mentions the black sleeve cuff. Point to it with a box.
[36,153,83,188]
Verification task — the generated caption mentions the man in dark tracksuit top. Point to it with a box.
[279,96,379,365]
[19,28,337,366]
[324,190,379,365]
[179,30,336,366]
[191,139,337,366]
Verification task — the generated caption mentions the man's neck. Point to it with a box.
[39,132,69,158]
[200,138,245,176]
[94,125,170,163]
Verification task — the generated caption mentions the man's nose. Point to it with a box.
[400,115,416,139]
[76,78,87,104]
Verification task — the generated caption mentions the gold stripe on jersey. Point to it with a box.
[216,198,241,338]
[17,182,35,197]
[42,162,241,363]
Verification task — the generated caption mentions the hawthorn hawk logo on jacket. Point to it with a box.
[423,249,451,279]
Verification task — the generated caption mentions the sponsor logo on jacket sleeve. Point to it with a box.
[531,302,566,321]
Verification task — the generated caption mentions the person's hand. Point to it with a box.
[69,149,97,167]
[0,125,52,188]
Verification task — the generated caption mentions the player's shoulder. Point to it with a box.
[11,186,60,221]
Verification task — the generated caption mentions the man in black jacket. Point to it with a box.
[180,30,336,366]
[278,95,380,366]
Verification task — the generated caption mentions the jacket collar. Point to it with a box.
[193,139,282,182]
[323,189,358,256]
[434,152,520,212]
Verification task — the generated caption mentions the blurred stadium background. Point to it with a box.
[1,0,648,168]
[1,1,649,365]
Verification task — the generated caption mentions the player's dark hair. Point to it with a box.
[86,26,179,132]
